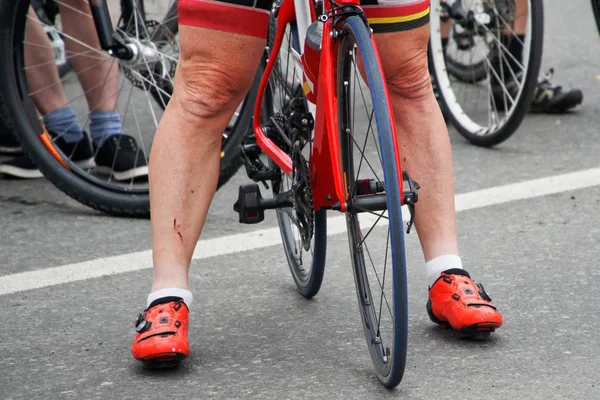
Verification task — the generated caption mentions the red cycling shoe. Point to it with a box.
[131,298,190,367]
[427,269,503,339]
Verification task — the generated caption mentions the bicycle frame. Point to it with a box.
[252,0,404,212]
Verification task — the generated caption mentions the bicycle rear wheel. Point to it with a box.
[429,0,544,147]
[263,17,327,298]
[338,16,408,388]
[0,0,253,217]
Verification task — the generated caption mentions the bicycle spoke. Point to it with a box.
[353,207,389,220]
[376,227,392,336]
[362,239,395,326]
[350,133,382,184]
[356,211,386,249]
[26,54,115,96]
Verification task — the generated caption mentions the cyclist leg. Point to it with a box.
[24,9,69,115]
[149,26,265,291]
[56,0,119,113]
[364,1,503,334]
[132,0,268,364]
[365,8,457,263]
[56,0,155,177]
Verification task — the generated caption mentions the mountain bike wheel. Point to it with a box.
[263,17,327,298]
[338,16,409,388]
[0,0,253,217]
[429,0,544,147]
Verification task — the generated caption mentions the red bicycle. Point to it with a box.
[233,0,420,388]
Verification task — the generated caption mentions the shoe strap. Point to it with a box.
[135,301,186,340]
[438,273,495,304]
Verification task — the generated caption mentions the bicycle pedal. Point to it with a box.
[233,183,265,224]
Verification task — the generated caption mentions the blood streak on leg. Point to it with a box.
[173,218,184,242]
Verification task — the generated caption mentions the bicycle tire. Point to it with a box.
[429,0,544,147]
[445,58,487,83]
[264,17,327,298]
[592,0,600,37]
[338,15,408,388]
[0,0,252,217]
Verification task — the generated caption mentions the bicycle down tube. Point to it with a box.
[253,0,343,211]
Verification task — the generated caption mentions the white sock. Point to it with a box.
[425,255,463,288]
[147,288,193,308]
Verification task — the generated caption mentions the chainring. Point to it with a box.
[266,105,315,252]
[291,149,314,251]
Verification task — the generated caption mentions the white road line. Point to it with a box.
[2,167,600,296]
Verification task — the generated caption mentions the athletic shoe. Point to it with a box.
[0,132,23,155]
[94,135,148,181]
[427,268,503,339]
[0,132,95,179]
[131,298,190,367]
[529,68,583,113]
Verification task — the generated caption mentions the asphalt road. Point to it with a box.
[1,1,600,399]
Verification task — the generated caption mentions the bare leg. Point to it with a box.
[24,9,69,115]
[441,19,452,40]
[376,25,458,261]
[57,0,119,112]
[149,26,264,290]
[514,0,528,35]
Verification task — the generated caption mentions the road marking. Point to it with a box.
[2,167,600,296]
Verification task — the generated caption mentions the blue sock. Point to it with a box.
[43,106,83,144]
[89,111,122,147]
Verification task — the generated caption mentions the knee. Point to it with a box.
[174,58,248,123]
[385,51,432,103]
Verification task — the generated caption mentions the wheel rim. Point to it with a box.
[338,32,400,380]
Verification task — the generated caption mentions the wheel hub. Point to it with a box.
[120,20,178,91]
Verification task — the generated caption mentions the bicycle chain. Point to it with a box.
[265,111,314,250]
[265,113,291,152]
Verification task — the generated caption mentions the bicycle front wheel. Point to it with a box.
[338,16,409,388]
[429,0,544,147]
